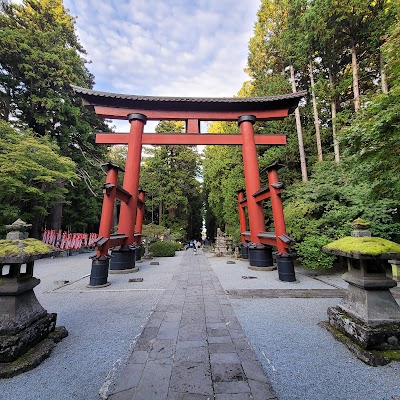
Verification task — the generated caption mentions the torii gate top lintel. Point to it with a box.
[72,85,306,122]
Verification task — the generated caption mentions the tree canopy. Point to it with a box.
[0,0,110,236]
[0,119,76,236]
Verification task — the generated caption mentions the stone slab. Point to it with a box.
[106,250,276,399]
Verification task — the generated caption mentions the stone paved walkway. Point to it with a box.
[107,250,276,400]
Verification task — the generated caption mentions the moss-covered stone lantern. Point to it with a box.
[0,220,67,378]
[322,220,400,366]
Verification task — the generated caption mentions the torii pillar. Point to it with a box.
[109,113,147,273]
[239,115,274,269]
[238,115,266,241]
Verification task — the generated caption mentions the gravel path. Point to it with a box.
[0,252,183,400]
[210,255,400,400]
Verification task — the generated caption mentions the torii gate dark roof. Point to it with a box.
[72,85,306,121]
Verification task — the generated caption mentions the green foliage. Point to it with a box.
[296,234,336,270]
[203,121,245,241]
[149,241,177,257]
[142,223,167,241]
[0,0,92,129]
[170,241,183,251]
[339,85,400,201]
[0,120,76,237]
[284,161,400,269]
[384,21,400,87]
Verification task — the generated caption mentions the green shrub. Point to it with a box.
[294,234,336,270]
[283,161,399,269]
[149,241,177,257]
[171,241,183,251]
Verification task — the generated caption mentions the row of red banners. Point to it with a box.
[42,230,98,250]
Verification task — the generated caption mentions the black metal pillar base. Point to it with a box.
[135,245,142,262]
[248,244,274,268]
[87,257,111,287]
[240,243,249,260]
[276,253,296,282]
[109,248,138,274]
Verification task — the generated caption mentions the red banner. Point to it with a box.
[42,230,98,250]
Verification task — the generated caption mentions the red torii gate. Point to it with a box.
[73,86,305,286]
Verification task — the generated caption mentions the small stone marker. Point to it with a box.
[150,261,159,265]
[128,278,143,283]
[54,280,70,285]
[226,260,236,264]
[242,276,258,279]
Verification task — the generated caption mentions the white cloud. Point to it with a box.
[65,0,260,97]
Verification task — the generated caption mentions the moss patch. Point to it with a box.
[323,236,400,257]
[382,350,400,360]
[350,218,371,229]
[0,238,54,258]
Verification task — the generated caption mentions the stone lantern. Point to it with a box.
[323,219,400,366]
[0,220,67,377]
[5,218,32,240]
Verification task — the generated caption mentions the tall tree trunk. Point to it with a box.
[50,179,64,231]
[159,201,163,225]
[309,60,323,161]
[30,200,45,239]
[151,194,154,223]
[350,37,360,112]
[113,202,118,233]
[1,87,11,121]
[329,70,340,162]
[290,65,308,182]
[380,49,388,93]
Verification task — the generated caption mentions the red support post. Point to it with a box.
[117,113,147,244]
[267,164,288,254]
[186,119,200,133]
[96,163,120,257]
[239,115,266,243]
[237,189,247,243]
[135,190,146,244]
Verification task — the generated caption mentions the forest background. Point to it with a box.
[0,0,399,269]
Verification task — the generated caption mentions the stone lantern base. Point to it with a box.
[0,257,68,378]
[323,267,400,366]
[322,235,400,366]
[325,306,400,365]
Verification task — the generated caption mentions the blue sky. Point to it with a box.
[64,0,260,99]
